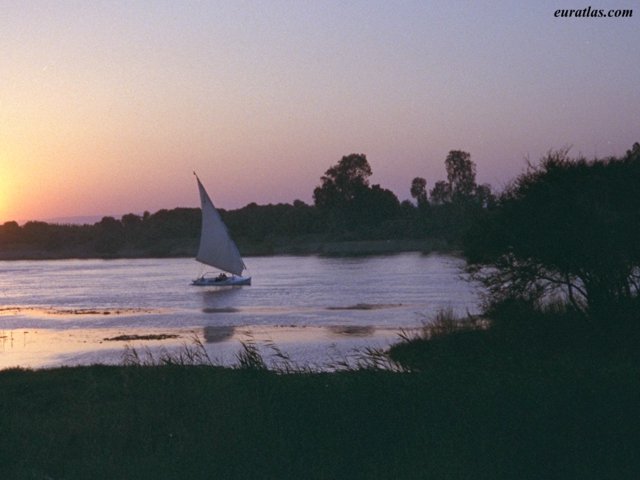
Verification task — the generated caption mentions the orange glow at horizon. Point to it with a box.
[0,151,18,223]
[0,2,637,223]
[0,190,6,223]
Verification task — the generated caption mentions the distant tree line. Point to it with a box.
[5,142,639,332]
[0,150,494,258]
[3,141,639,326]
[0,208,202,258]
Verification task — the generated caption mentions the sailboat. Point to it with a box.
[191,173,251,286]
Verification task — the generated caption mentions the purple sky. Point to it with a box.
[1,0,638,222]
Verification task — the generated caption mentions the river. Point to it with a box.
[0,253,480,369]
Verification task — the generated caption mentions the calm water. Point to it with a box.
[0,253,480,368]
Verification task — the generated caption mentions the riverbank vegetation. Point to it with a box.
[2,307,639,479]
[0,150,493,259]
[2,143,640,478]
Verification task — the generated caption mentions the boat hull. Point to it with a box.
[191,275,251,287]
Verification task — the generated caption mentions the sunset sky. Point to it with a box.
[1,1,638,223]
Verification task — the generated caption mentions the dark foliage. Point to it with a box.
[409,151,495,245]
[2,357,640,479]
[0,150,497,258]
[223,201,322,244]
[465,144,640,322]
[445,149,477,200]
[313,153,402,233]
[410,177,428,207]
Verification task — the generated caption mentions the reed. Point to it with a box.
[2,351,638,479]
[122,333,215,367]
[3,305,639,479]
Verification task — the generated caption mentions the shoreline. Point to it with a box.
[0,324,415,371]
[0,238,455,261]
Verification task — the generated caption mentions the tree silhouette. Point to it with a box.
[312,153,404,234]
[465,146,640,321]
[410,177,428,207]
[313,153,372,227]
[445,150,476,201]
[429,180,451,205]
[313,154,372,209]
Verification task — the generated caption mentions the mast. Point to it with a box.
[194,173,246,276]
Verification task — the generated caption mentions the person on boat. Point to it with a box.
[216,273,228,282]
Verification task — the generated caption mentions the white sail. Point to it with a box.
[195,175,246,276]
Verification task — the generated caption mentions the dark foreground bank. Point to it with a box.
[1,352,639,480]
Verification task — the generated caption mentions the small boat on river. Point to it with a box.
[191,173,251,287]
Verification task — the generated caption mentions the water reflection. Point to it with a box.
[0,330,10,351]
[0,254,480,368]
[199,287,244,314]
[203,326,236,343]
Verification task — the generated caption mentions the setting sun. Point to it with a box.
[0,168,12,223]
[0,150,22,223]
[1,2,637,224]
[0,2,638,477]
